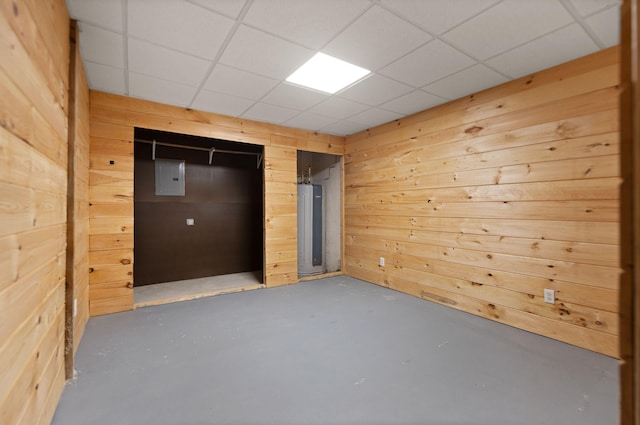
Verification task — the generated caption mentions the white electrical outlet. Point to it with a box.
[379,257,385,267]
[73,298,78,317]
[186,218,195,226]
[543,289,555,304]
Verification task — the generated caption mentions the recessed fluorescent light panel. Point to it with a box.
[286,52,370,94]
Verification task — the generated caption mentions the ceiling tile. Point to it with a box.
[349,108,403,128]
[128,39,210,87]
[379,90,448,115]
[72,0,621,134]
[219,25,314,79]
[320,120,367,136]
[84,62,126,95]
[569,0,620,17]
[423,64,508,100]
[379,0,500,35]
[261,83,329,111]
[203,64,278,100]
[244,0,370,49]
[67,0,123,32]
[486,24,599,79]
[307,96,370,119]
[442,0,574,60]
[338,74,413,106]
[186,0,246,18]
[78,23,124,68]
[242,102,300,124]
[129,72,197,107]
[284,112,338,132]
[128,0,234,59]
[380,39,475,87]
[190,89,255,116]
[323,5,432,71]
[585,6,621,47]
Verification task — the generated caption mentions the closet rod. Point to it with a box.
[134,138,260,157]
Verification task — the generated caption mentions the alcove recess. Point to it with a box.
[296,150,342,277]
[133,128,264,286]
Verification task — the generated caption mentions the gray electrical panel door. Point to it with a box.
[298,184,325,276]
[312,184,322,266]
[155,159,185,196]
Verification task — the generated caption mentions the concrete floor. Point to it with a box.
[53,276,618,425]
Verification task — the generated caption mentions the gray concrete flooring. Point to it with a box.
[53,276,618,425]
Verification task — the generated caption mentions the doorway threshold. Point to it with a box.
[134,271,264,308]
[298,271,343,282]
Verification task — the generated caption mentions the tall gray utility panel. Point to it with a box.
[297,184,325,276]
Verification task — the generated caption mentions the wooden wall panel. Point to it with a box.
[88,119,134,316]
[344,47,621,358]
[0,0,70,424]
[263,144,297,287]
[88,92,344,315]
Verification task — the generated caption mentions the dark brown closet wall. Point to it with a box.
[134,130,263,286]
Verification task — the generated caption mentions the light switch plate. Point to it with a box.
[543,288,555,304]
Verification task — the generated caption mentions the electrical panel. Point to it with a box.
[155,159,185,196]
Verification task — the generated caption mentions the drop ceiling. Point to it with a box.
[67,0,620,137]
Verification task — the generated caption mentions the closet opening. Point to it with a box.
[133,128,264,306]
[296,151,342,280]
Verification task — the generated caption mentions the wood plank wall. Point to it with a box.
[344,47,621,358]
[88,92,344,316]
[88,100,135,316]
[0,0,72,424]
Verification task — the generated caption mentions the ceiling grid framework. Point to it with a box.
[187,0,255,107]
[67,0,621,136]
[122,0,129,95]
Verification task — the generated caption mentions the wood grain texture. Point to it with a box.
[87,119,134,316]
[348,47,619,145]
[263,145,297,287]
[88,92,345,315]
[344,47,621,358]
[0,1,70,424]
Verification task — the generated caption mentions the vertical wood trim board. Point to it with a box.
[69,21,90,358]
[344,47,621,358]
[619,0,638,423]
[633,0,640,419]
[0,0,71,424]
[64,18,78,380]
[88,93,345,315]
